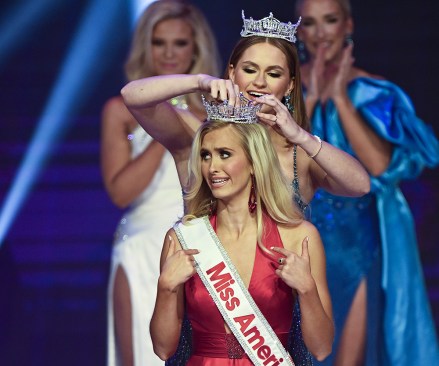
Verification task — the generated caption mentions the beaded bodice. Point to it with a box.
[291,145,309,214]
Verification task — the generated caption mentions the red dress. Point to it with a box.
[184,215,294,365]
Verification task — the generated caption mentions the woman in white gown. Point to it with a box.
[100,1,221,365]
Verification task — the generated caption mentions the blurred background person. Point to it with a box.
[295,0,439,365]
[100,1,221,365]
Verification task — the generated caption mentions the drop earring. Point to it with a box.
[283,94,294,114]
[344,34,354,46]
[248,174,257,213]
[297,39,307,63]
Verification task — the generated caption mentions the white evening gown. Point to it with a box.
[107,125,184,366]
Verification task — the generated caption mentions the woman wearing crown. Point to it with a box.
[121,9,367,365]
[149,96,334,365]
[121,10,370,211]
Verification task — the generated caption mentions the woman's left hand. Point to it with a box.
[271,237,315,294]
[254,94,302,143]
[327,42,354,100]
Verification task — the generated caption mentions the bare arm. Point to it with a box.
[150,230,199,360]
[297,227,334,361]
[306,133,370,197]
[306,44,392,177]
[331,46,391,176]
[121,74,202,153]
[333,95,392,176]
[256,95,370,198]
[120,74,240,187]
[275,223,334,361]
[100,96,166,208]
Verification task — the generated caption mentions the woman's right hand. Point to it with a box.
[158,235,199,292]
[198,74,241,106]
[307,44,326,102]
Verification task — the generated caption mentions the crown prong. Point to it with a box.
[202,94,261,124]
[240,10,301,43]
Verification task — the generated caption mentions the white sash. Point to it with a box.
[174,216,294,366]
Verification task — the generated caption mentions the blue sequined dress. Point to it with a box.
[307,77,439,365]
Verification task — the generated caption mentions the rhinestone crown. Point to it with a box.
[240,10,301,43]
[202,93,261,124]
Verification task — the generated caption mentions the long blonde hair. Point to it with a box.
[184,121,303,247]
[124,0,221,109]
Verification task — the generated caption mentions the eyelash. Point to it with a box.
[219,151,231,159]
[243,68,281,78]
[302,17,340,27]
[200,151,231,160]
[175,41,189,47]
[152,40,190,47]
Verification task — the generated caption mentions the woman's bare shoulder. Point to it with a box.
[278,220,320,253]
[102,95,138,129]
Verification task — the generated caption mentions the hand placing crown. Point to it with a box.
[202,93,262,124]
[240,10,301,43]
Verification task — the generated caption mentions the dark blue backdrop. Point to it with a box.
[0,0,438,364]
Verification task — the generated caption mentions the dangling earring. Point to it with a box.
[297,39,307,63]
[283,94,295,114]
[248,174,257,213]
[344,34,354,46]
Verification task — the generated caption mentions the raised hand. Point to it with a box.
[198,75,241,106]
[327,42,354,100]
[307,43,327,102]
[254,94,302,143]
[271,237,315,294]
[159,235,199,292]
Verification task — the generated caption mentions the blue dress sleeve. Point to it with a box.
[351,78,439,187]
[350,78,439,364]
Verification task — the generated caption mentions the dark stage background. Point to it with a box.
[0,0,438,364]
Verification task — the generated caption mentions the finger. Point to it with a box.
[256,112,276,126]
[184,249,200,256]
[218,81,231,102]
[270,246,289,256]
[315,45,326,64]
[277,257,286,265]
[234,84,241,107]
[166,235,176,258]
[225,81,240,106]
[301,236,310,258]
[210,82,219,100]
[254,95,277,107]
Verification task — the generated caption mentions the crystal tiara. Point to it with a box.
[202,93,262,124]
[240,10,301,43]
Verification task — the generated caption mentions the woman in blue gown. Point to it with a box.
[295,0,439,365]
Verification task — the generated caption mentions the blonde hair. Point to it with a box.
[124,0,221,109]
[225,36,310,132]
[295,0,352,19]
[184,121,303,248]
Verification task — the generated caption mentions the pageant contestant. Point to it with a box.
[150,94,334,364]
[102,1,220,365]
[295,0,439,365]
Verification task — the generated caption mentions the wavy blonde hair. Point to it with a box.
[124,0,221,109]
[184,121,303,248]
